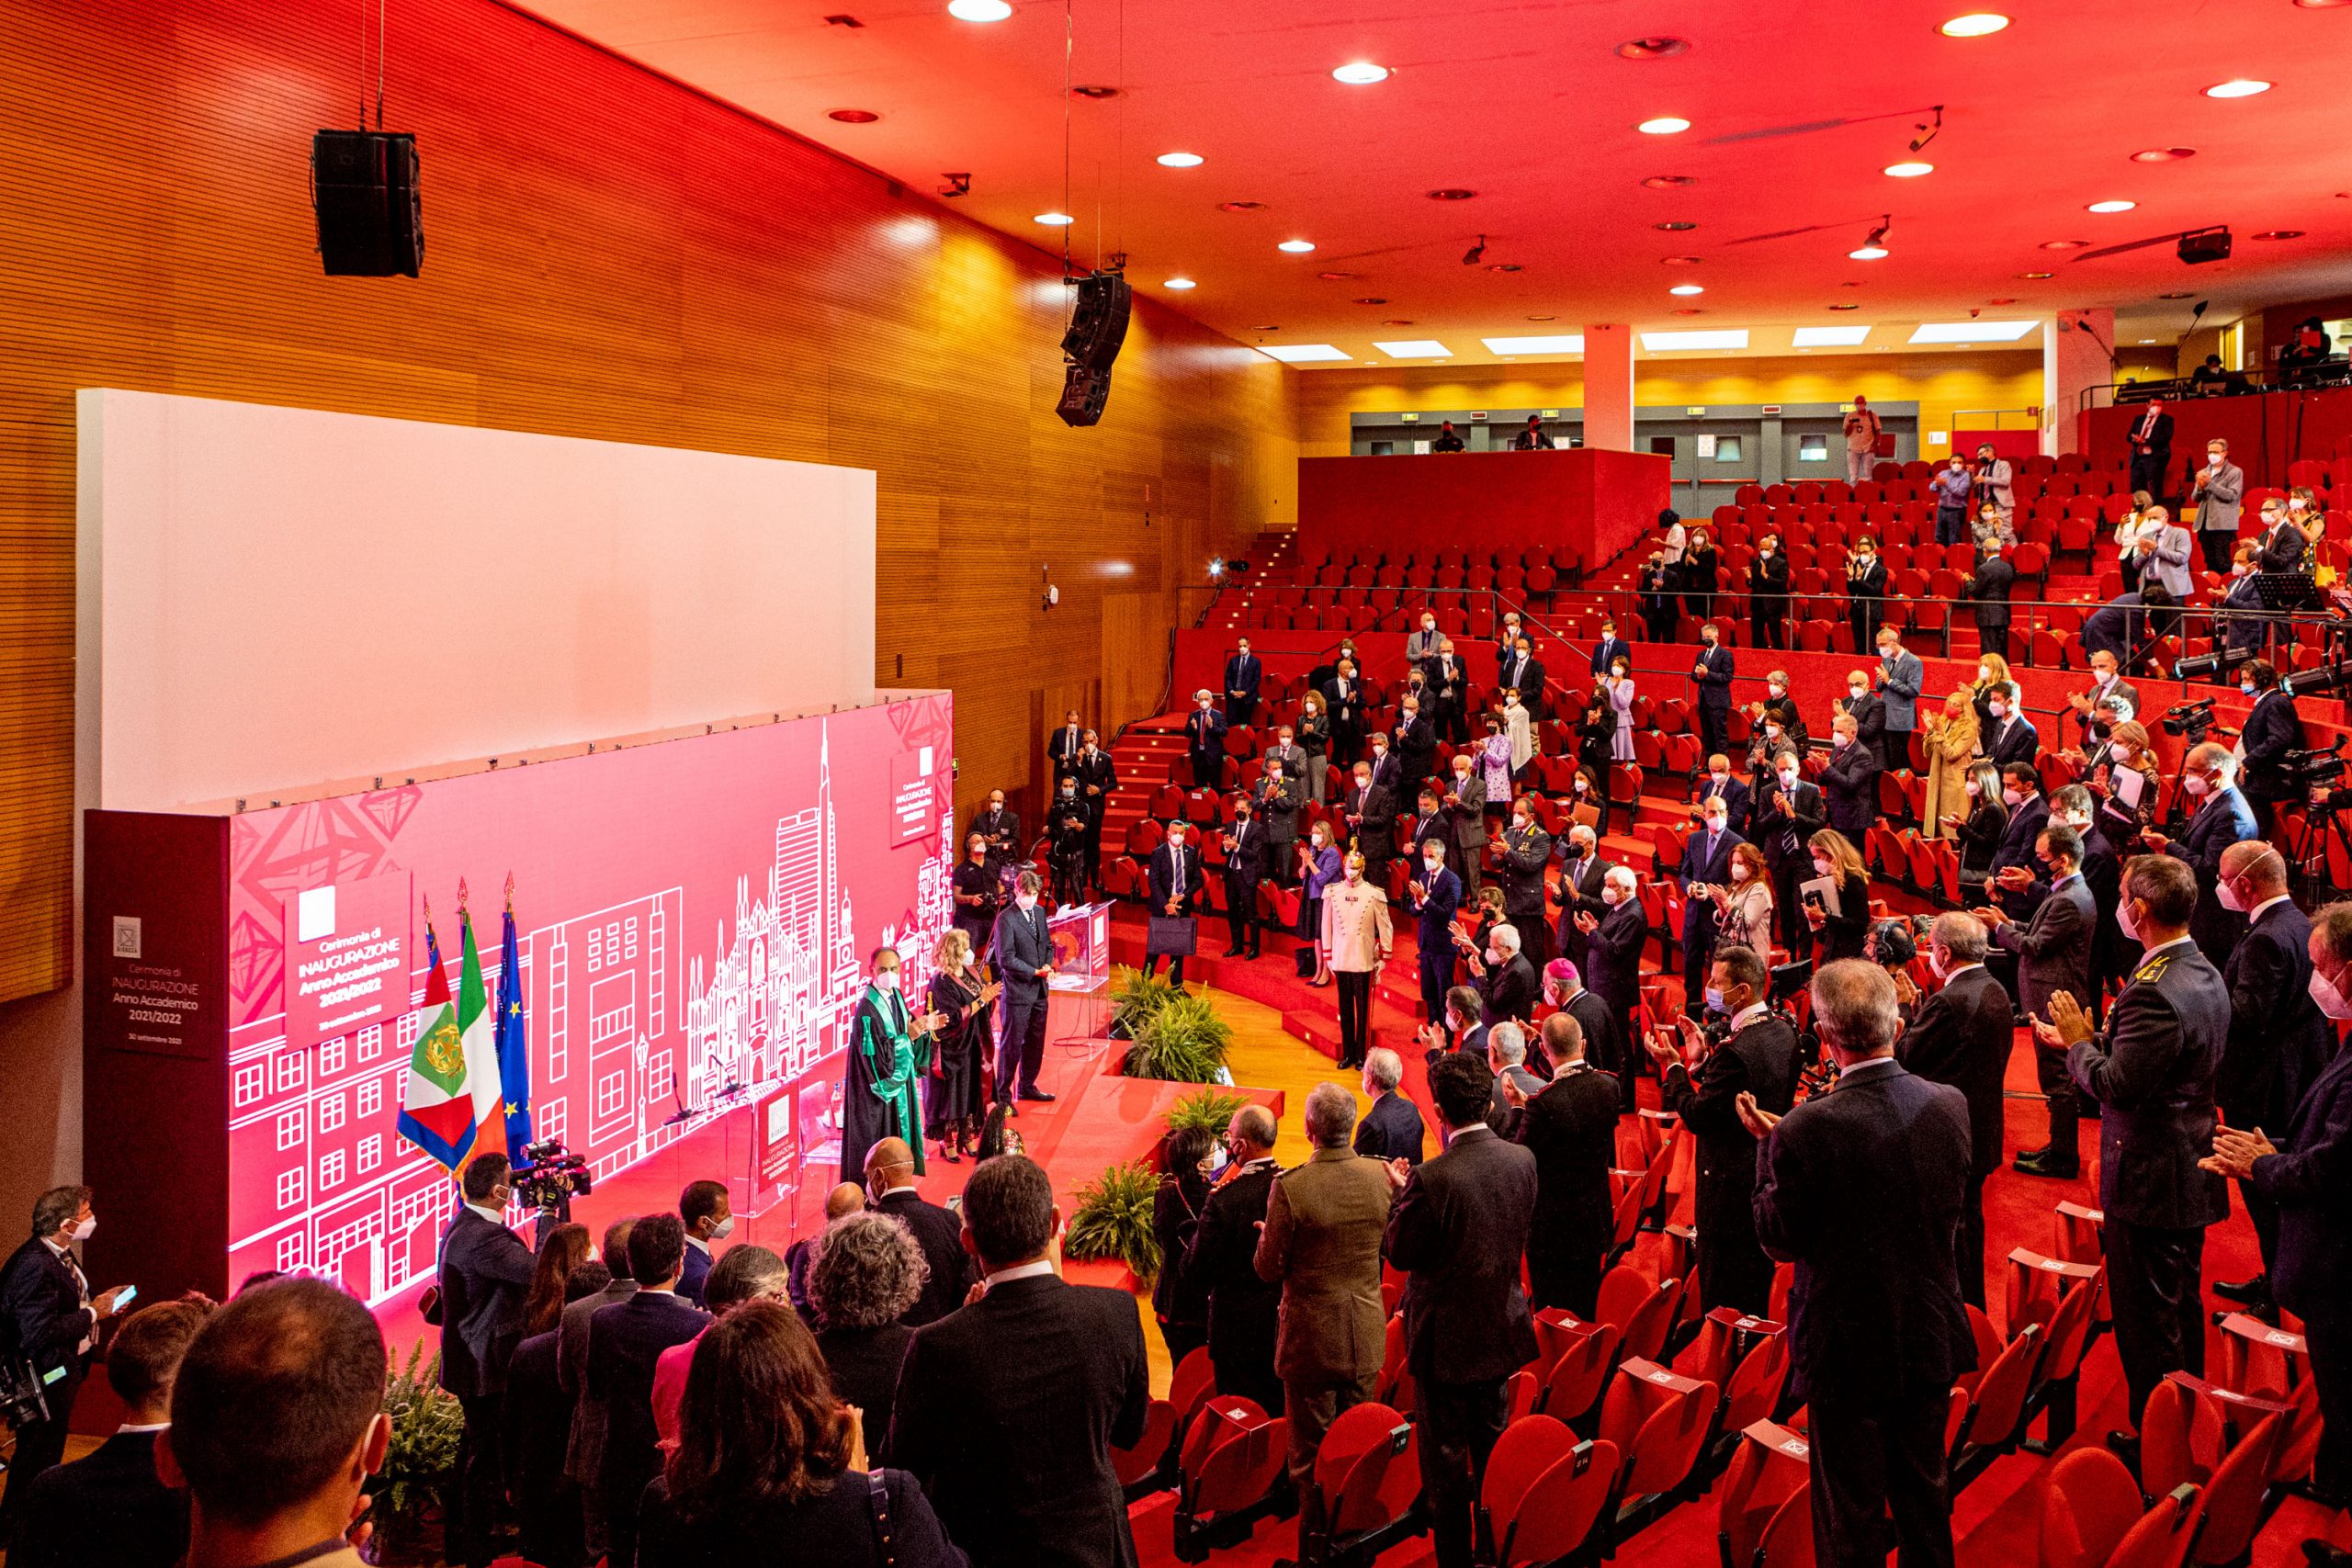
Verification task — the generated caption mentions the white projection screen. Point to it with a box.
[77,389,877,811]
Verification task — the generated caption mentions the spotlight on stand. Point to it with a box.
[2174,646,2252,681]
[2177,225,2232,265]
[2286,661,2352,698]
[1463,234,1487,266]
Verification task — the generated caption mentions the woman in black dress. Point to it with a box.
[1151,1125,1216,1369]
[1951,760,2010,893]
[925,929,996,1164]
[1802,829,1873,964]
[1681,525,1719,621]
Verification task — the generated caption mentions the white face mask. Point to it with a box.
[2002,786,2024,807]
[2312,966,2352,1021]
[1849,687,1867,702]
[876,970,900,991]
[1015,893,1037,911]
[1812,859,1834,879]
[1424,857,1443,873]
[1511,815,1530,831]
[1313,838,1329,852]
[1832,732,1851,750]
[2216,878,2245,914]
[2183,774,2211,797]
[2115,901,2142,945]
[1705,816,1727,835]
[1978,666,1992,683]
[1422,620,1435,632]
[1710,771,1730,787]
[1988,701,2007,719]
[1768,683,1786,698]
[69,1215,95,1243]
[1574,778,1589,794]
[1966,779,1982,797]
[709,1215,736,1241]
[1766,726,1783,741]
[1600,886,1624,907]
[1777,768,1799,789]
[1731,863,1752,883]
[1343,865,1363,883]
[2241,682,2256,697]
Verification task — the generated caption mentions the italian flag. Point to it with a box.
[455,907,505,1157]
[395,906,504,1169]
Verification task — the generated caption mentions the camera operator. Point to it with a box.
[437,1150,541,1568]
[0,1185,131,1547]
[2235,660,2303,838]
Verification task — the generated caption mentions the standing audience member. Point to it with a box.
[994,871,1057,1102]
[809,1213,928,1447]
[0,1184,128,1546]
[1225,638,1261,729]
[1576,868,1647,1052]
[865,1136,977,1325]
[1683,526,1720,620]
[891,1155,1148,1568]
[1444,754,1488,901]
[1353,1047,1427,1165]
[1469,922,1541,1031]
[1074,730,1118,890]
[1931,455,1973,546]
[1875,628,1923,774]
[1325,660,1365,768]
[1221,791,1270,958]
[971,792,1021,882]
[1187,1106,1285,1414]
[1321,851,1393,1068]
[11,1297,209,1568]
[561,1216,637,1563]
[786,1187,866,1322]
[1484,1023,1547,1137]
[1255,1083,1395,1557]
[589,1212,710,1568]
[1652,945,1802,1314]
[1692,622,1736,761]
[1254,755,1302,892]
[1749,960,1974,1568]
[1972,442,2016,516]
[1845,536,1888,653]
[1801,829,1872,965]
[2141,742,2256,969]
[2237,660,2303,839]
[1342,761,1398,885]
[1749,533,1791,649]
[1678,795,1746,1014]
[1843,394,1883,486]
[2203,901,2352,1508]
[159,1279,389,1568]
[1410,836,1464,1055]
[649,1247,794,1456]
[1153,1126,1216,1367]
[503,1248,606,1568]
[1893,913,2014,1307]
[1707,843,1778,963]
[1819,714,1881,838]
[638,1301,966,1568]
[1145,821,1204,992]
[1298,823,1344,984]
[1920,692,1979,840]
[1985,826,2096,1180]
[1754,750,1827,953]
[2038,855,2229,1442]
[1970,538,2015,665]
[678,1179,732,1309]
[1553,823,1611,976]
[1495,798,1553,971]
[1505,1011,1621,1316]
[1383,1053,1539,1568]
[2125,398,2174,500]
[1186,690,1228,788]
[438,1151,537,1568]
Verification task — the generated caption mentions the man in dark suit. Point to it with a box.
[1820,714,1881,837]
[0,1185,128,1546]
[1702,753,1753,836]
[437,1152,538,1568]
[1254,751,1302,889]
[1353,1047,1426,1165]
[2042,854,2231,1440]
[1750,536,1792,650]
[1469,922,1539,1030]
[1983,694,2039,769]
[1691,625,1736,761]
[1638,551,1679,641]
[588,1212,710,1568]
[1186,689,1229,788]
[1341,760,1397,881]
[1187,1105,1284,1414]
[1146,821,1204,990]
[1073,730,1119,894]
[2141,742,2258,969]
[1679,799,1746,1017]
[9,1295,205,1568]
[1500,636,1545,721]
[1751,959,1974,1568]
[1981,826,2096,1180]
[1255,1083,1394,1556]
[1495,614,1525,682]
[1505,1011,1622,1316]
[1224,637,1262,729]
[2206,900,2352,1506]
[993,869,1057,1100]
[1589,619,1632,681]
[1652,943,1803,1314]
[676,1178,730,1308]
[561,1216,637,1562]
[1970,540,2016,664]
[1988,766,2050,910]
[1575,866,1646,1051]
[1552,824,1611,976]
[1404,787,1449,891]
[1431,639,1475,746]
[865,1136,978,1326]
[1383,1053,1540,1568]
[2236,661,2303,838]
[2126,398,2175,499]
[1494,802,1551,970]
[1394,692,1437,794]
[2081,589,2170,671]
[1222,792,1271,957]
[1408,836,1464,1031]
[1367,730,1405,803]
[1324,657,1366,765]
[892,1155,1149,1568]
[1845,537,1890,654]
[971,789,1022,881]
[1753,750,1828,953]
[1894,913,2016,1308]
[2043,786,2126,1026]
[1046,707,1086,784]
[2068,651,2142,747]
[2207,843,2330,1321]
[2256,498,2314,576]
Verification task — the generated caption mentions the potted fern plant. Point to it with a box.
[360,1340,464,1565]
[1164,1087,1250,1143]
[1062,1159,1163,1279]
[1121,989,1233,1084]
[1108,965,1174,1041]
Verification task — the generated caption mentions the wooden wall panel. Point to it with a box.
[0,0,1300,1005]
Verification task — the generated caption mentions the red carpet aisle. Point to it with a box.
[1107,908,2333,1568]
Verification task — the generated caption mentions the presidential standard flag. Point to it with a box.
[495,892,531,1159]
[457,902,504,1159]
[395,915,477,1168]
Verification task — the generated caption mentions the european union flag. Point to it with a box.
[496,895,532,1158]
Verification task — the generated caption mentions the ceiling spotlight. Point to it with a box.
[1637,116,1692,134]
[2132,147,2196,163]
[1462,233,1487,265]
[827,108,881,123]
[1669,283,1705,295]
[1642,175,1697,189]
[1034,210,1075,225]
[1827,302,1860,310]
[1526,314,1556,321]
[1849,244,1890,260]
[1156,151,1204,167]
[2086,199,2137,213]
[946,0,1012,19]
[1427,188,1477,201]
[1938,12,2011,36]
[1277,239,1317,253]
[2254,230,2306,241]
[1883,162,1935,177]
[2138,338,2156,344]
[1849,214,1892,260]
[2041,238,2088,250]
[1907,105,1944,152]
[1616,36,1690,58]
[2296,0,2352,7]
[2203,78,2272,98]
[1164,276,1196,289]
[1655,220,1698,231]
[1332,62,1389,85]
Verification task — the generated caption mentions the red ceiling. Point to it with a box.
[528,0,2352,365]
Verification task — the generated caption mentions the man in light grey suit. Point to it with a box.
[1873,627,1924,776]
[1406,611,1443,666]
[2133,506,2196,600]
[1976,824,2096,1181]
[993,869,1058,1102]
[2189,438,2245,575]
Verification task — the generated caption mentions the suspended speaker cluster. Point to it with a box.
[1057,270,1131,427]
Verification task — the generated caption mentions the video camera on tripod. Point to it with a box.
[2288,736,2348,797]
[2160,697,2216,741]
[510,1138,594,1212]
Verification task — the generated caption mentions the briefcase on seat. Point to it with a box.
[1147,914,1197,958]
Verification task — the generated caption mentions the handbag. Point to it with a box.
[1147,913,1197,958]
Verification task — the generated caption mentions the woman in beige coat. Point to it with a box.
[1918,688,1979,840]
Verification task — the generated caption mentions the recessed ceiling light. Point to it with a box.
[1316,270,1358,280]
[1670,307,1705,316]
[1381,319,1413,326]
[1353,297,1388,305]
[1156,151,1204,167]
[2041,239,2088,250]
[1427,188,1477,201]
[1260,344,1350,363]
[1655,220,1698,231]
[1616,36,1690,58]
[1375,340,1453,358]
[1277,239,1316,253]
[1070,84,1119,98]
[1527,314,1556,321]
[1332,62,1389,85]
[2086,199,2137,213]
[1164,276,1195,289]
[1483,334,1585,354]
[1883,161,1935,177]
[1034,211,1075,225]
[1909,320,2037,343]
[1641,329,1749,351]
[1643,175,1697,189]
[1637,116,1691,135]
[2296,0,2352,8]
[1217,200,1266,212]
[2204,79,2271,98]
[946,0,1012,17]
[1669,283,1705,296]
[1938,12,2010,36]
[1849,244,1890,260]
[1826,302,1861,310]
[2254,230,2306,241]
[1794,325,1871,346]
[2018,270,2054,278]
[2132,147,2196,163]
[827,108,880,123]
[2138,339,2156,344]
[1661,255,1702,265]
